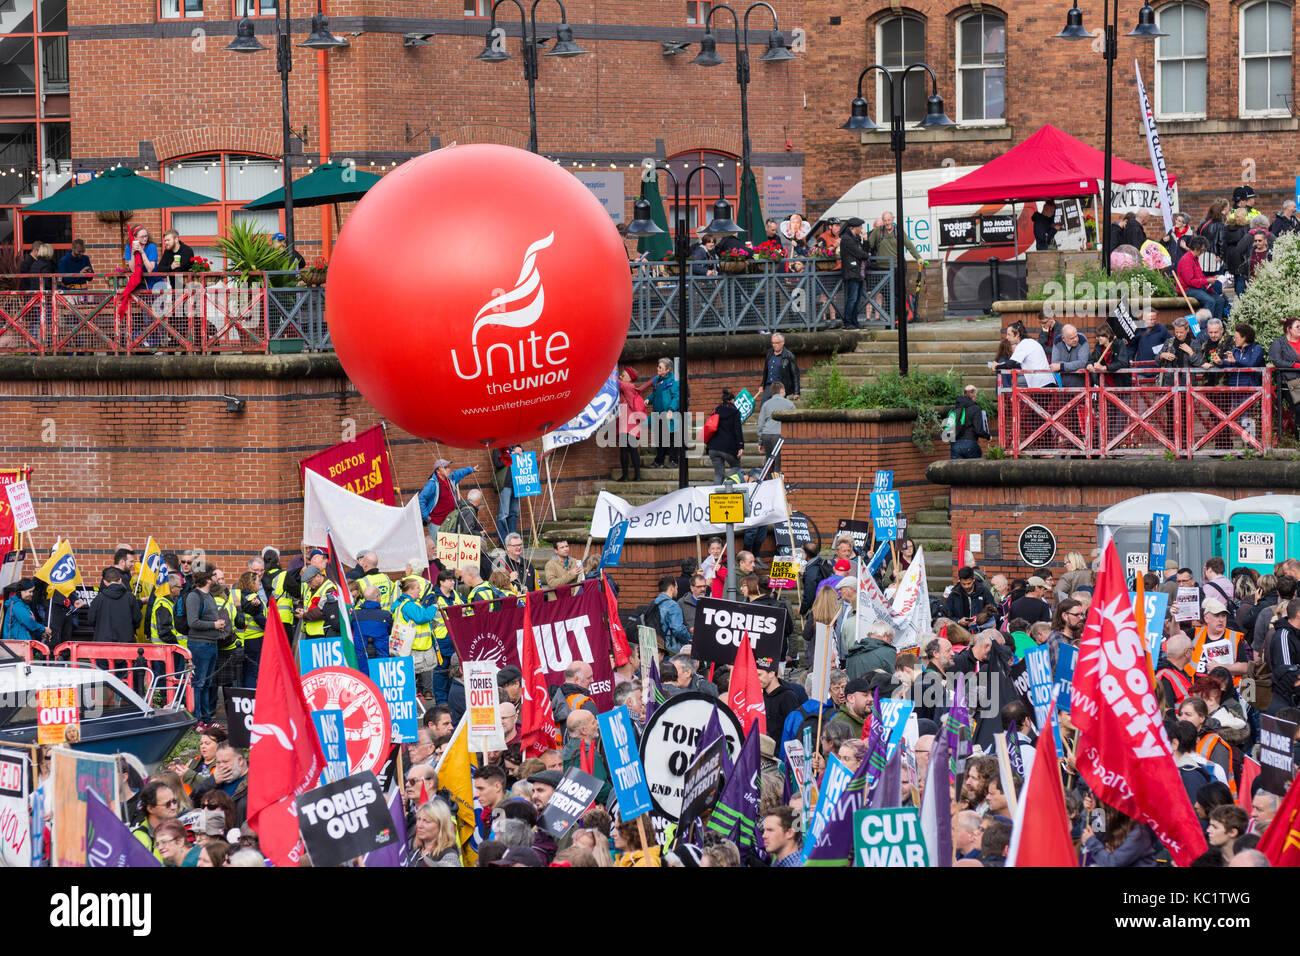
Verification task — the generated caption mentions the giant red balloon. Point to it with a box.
[326,145,631,449]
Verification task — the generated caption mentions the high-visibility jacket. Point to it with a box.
[214,590,240,650]
[392,594,438,653]
[391,576,432,610]
[302,579,339,638]
[431,589,465,647]
[567,690,594,713]
[1192,626,1244,686]
[233,588,265,643]
[1157,667,1191,707]
[150,595,178,646]
[1196,731,1236,796]
[268,569,295,625]
[355,571,394,609]
[467,582,497,606]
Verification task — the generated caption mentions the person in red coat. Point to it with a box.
[617,367,647,482]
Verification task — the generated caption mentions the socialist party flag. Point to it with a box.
[519,597,562,758]
[601,572,632,667]
[919,732,952,867]
[727,629,766,737]
[705,726,761,851]
[1258,769,1300,866]
[1007,729,1077,867]
[1071,539,1207,867]
[247,599,327,868]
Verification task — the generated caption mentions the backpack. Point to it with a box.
[1204,580,1241,630]
[940,409,958,443]
[635,600,667,651]
[173,582,193,636]
[700,413,719,444]
[438,509,462,536]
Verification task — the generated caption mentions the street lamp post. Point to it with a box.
[1054,2,1165,274]
[226,0,349,258]
[692,1,794,243]
[477,0,588,154]
[626,170,741,490]
[841,64,953,374]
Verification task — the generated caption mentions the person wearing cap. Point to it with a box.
[272,231,307,270]
[418,459,477,531]
[839,217,868,329]
[497,664,523,707]
[828,676,874,737]
[298,562,341,641]
[1231,185,1262,221]
[1192,595,1248,681]
[1008,575,1052,625]
[1,577,50,642]
[526,769,562,813]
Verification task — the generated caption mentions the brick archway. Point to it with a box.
[151,126,284,165]
[440,124,530,151]
[660,124,743,159]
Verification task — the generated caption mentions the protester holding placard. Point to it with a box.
[0,578,50,642]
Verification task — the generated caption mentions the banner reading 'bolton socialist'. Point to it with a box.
[300,424,396,506]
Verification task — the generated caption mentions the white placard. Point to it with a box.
[1172,586,1201,623]
[4,481,36,534]
[464,660,505,752]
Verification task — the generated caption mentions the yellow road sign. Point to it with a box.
[709,492,745,525]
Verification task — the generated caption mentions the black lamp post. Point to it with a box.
[477,0,588,154]
[841,64,953,374]
[1054,2,1165,274]
[226,0,349,258]
[627,171,741,489]
[692,1,794,244]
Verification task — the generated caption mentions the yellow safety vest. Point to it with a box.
[467,582,496,606]
[355,571,394,608]
[232,588,265,643]
[214,590,239,650]
[432,589,465,643]
[390,576,431,610]
[150,595,177,647]
[393,594,434,652]
[303,579,339,638]
[268,569,295,625]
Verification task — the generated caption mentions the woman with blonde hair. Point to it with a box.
[1057,552,1093,599]
[410,799,461,867]
[801,584,842,671]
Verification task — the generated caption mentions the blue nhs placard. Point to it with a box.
[512,451,542,498]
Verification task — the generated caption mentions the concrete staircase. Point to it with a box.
[828,319,1004,392]
[914,492,954,585]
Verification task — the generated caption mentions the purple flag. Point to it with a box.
[704,726,760,850]
[695,703,735,779]
[869,744,903,809]
[919,731,953,866]
[646,656,668,725]
[864,689,888,791]
[362,788,409,868]
[945,672,972,775]
[85,793,161,867]
[803,740,871,866]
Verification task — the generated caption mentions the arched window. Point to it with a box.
[1156,3,1207,119]
[877,15,927,124]
[1240,1,1292,116]
[955,10,1006,124]
[664,149,739,234]
[163,152,284,267]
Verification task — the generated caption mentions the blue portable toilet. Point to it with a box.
[1095,492,1230,578]
[1224,494,1300,577]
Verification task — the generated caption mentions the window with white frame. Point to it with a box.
[160,0,204,18]
[877,16,926,124]
[956,11,1005,124]
[164,153,283,268]
[1155,3,1207,118]
[1240,0,1292,116]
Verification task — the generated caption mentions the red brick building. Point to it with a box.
[4,1,1294,267]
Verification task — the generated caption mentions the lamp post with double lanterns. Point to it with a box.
[692,1,795,244]
[626,169,741,490]
[226,0,349,257]
[841,64,953,374]
[476,0,588,155]
[1054,2,1165,274]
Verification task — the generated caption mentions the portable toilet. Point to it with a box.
[1224,494,1300,576]
[1095,492,1230,577]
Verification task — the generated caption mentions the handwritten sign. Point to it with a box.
[436,532,481,568]
[4,481,36,534]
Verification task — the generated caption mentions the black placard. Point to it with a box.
[979,214,1017,244]
[1017,525,1057,568]
[538,768,602,840]
[1108,297,1139,343]
[939,216,979,248]
[690,597,788,670]
[773,511,818,555]
[678,736,727,838]
[836,518,873,556]
[296,770,398,868]
[1259,714,1297,795]
[224,687,256,749]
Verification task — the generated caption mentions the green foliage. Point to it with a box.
[1028,262,1177,301]
[985,442,1007,460]
[805,358,971,450]
[216,220,298,287]
[1231,231,1300,351]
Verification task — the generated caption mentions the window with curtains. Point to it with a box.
[955,11,1006,124]
[1240,0,1292,116]
[877,15,926,124]
[163,153,283,268]
[1155,3,1207,119]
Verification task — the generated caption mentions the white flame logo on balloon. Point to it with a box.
[470,232,554,345]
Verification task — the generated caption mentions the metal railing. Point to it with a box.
[998,366,1276,458]
[0,257,893,355]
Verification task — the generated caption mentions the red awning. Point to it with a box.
[927,124,1176,207]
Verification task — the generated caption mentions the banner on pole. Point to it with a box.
[1134,61,1176,234]
[590,480,789,541]
[300,424,397,506]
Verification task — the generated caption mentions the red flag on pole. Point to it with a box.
[1237,757,1261,816]
[1071,539,1208,867]
[518,596,562,758]
[601,573,631,667]
[325,530,354,608]
[1257,771,1300,866]
[246,599,327,867]
[727,631,766,737]
[1008,729,1078,866]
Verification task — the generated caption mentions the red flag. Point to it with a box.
[518,597,562,758]
[1237,757,1261,815]
[602,572,631,667]
[417,779,431,808]
[1008,729,1078,866]
[727,631,766,737]
[1071,539,1207,867]
[325,530,354,608]
[246,599,327,867]
[1257,771,1300,866]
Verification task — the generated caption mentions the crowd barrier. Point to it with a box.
[52,641,195,712]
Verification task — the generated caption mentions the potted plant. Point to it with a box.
[811,248,839,272]
[216,220,298,288]
[660,251,680,276]
[719,246,751,275]
[749,239,784,273]
[188,256,213,275]
[299,255,328,287]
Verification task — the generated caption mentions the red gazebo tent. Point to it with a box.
[926,124,1175,207]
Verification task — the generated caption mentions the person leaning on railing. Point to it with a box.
[1085,326,1128,386]
[990,321,1054,388]
[56,239,94,290]
[1267,316,1300,435]
[1220,322,1265,388]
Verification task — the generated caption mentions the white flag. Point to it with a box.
[889,546,932,651]
[302,469,425,573]
[1135,60,1175,235]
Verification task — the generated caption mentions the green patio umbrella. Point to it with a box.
[739,165,765,245]
[24,165,217,245]
[241,161,384,210]
[636,176,672,261]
